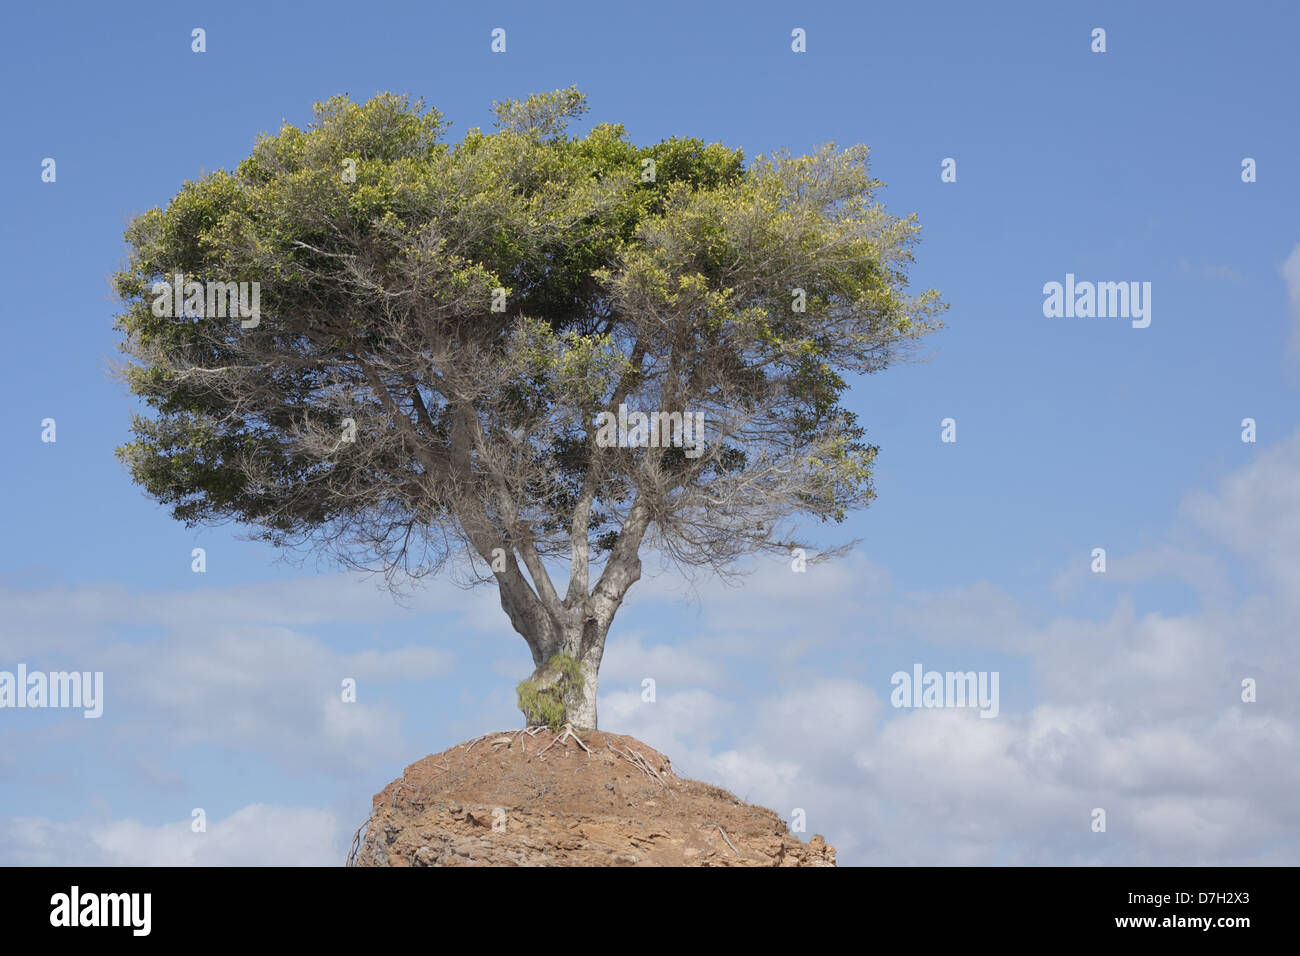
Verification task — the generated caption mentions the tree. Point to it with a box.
[112,88,944,731]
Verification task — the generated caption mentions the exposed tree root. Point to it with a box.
[537,723,591,756]
[710,822,740,856]
[607,743,668,790]
[464,726,547,754]
[345,816,372,867]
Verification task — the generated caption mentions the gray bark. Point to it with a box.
[504,500,648,731]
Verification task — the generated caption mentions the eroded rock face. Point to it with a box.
[352,729,835,867]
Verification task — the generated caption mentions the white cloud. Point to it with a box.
[2,804,342,866]
[0,576,461,776]
[599,632,723,687]
[600,428,1300,864]
[1182,427,1300,598]
[6,429,1300,865]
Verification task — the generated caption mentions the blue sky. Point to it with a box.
[1,0,1297,865]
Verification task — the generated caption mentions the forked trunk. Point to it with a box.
[499,502,646,733]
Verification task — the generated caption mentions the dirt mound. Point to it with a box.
[351,728,835,867]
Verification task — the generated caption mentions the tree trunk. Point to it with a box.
[517,617,608,731]
[500,500,647,733]
[564,633,605,731]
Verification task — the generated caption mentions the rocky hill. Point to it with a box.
[351,727,835,867]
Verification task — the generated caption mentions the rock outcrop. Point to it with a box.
[352,728,835,867]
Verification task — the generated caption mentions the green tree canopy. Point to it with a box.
[113,88,944,729]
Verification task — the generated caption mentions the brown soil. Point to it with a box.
[352,728,835,867]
